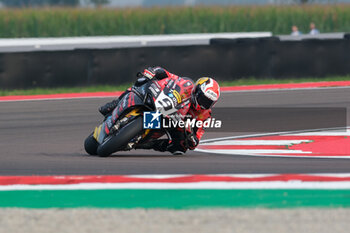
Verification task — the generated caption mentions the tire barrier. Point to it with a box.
[0,37,350,89]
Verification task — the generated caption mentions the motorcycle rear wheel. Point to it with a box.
[97,116,143,157]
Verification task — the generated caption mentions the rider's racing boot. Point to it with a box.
[98,98,120,116]
[171,150,185,155]
[166,142,187,155]
[99,90,131,117]
[135,140,169,152]
[137,140,187,155]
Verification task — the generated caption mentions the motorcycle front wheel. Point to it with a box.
[97,116,143,157]
[84,133,99,155]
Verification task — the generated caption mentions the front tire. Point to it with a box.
[97,116,143,157]
[84,133,99,155]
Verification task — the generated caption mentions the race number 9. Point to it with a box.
[159,98,173,111]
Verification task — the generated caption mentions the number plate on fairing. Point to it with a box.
[154,92,177,116]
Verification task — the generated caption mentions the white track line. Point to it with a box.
[198,149,311,155]
[1,182,350,190]
[197,127,350,158]
[199,127,349,144]
[287,132,350,136]
[196,149,350,159]
[202,140,311,145]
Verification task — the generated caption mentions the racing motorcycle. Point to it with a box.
[84,76,194,157]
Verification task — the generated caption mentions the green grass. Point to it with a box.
[1,76,349,96]
[0,6,349,37]
[0,84,132,96]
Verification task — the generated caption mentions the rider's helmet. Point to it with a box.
[191,77,220,110]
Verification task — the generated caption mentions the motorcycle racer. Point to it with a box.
[99,66,220,154]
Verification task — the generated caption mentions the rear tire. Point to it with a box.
[84,133,99,155]
[97,116,143,157]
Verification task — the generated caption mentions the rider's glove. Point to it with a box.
[135,67,156,86]
[143,67,156,80]
[186,132,199,150]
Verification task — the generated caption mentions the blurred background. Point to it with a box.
[0,0,349,8]
[0,0,349,92]
[0,0,348,37]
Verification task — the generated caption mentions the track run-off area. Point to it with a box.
[1,81,350,208]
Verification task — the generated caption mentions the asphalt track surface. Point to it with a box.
[1,87,350,175]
